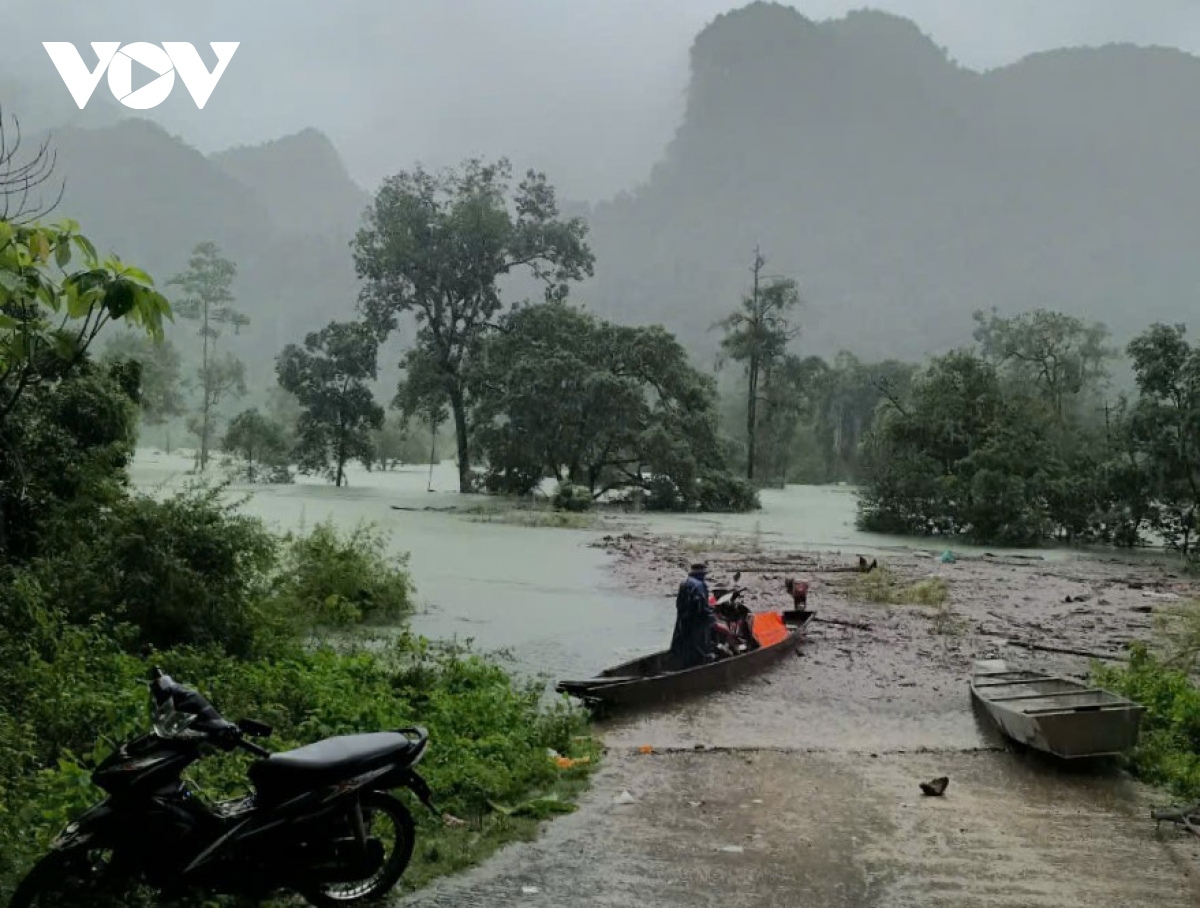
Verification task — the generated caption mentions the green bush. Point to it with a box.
[696,470,760,513]
[271,520,416,627]
[26,485,279,658]
[1093,645,1200,798]
[552,482,594,512]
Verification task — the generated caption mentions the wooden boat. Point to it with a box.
[970,659,1144,758]
[556,609,814,708]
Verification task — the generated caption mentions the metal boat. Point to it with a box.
[970,659,1144,758]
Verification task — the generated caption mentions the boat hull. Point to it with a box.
[970,660,1144,759]
[557,609,812,708]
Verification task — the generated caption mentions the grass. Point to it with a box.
[401,751,598,892]
[681,522,767,556]
[850,565,949,607]
[460,504,599,529]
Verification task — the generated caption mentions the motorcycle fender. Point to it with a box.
[49,799,117,851]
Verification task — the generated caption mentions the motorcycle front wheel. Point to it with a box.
[8,848,152,908]
[302,789,416,906]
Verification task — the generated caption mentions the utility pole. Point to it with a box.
[746,246,765,482]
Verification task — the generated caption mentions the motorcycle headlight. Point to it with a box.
[152,696,203,739]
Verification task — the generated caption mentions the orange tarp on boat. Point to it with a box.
[751,611,789,648]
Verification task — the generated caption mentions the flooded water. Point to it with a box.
[128,449,1092,681]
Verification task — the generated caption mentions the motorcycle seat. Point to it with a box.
[249,732,421,801]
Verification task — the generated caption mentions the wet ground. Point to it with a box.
[128,452,1200,905]
[399,537,1200,906]
[405,748,1200,907]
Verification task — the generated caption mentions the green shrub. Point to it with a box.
[271,520,415,627]
[696,471,760,513]
[27,485,279,658]
[552,482,594,512]
[1094,644,1200,799]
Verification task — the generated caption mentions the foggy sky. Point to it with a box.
[5,1,1200,201]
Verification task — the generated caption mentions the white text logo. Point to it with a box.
[42,42,240,110]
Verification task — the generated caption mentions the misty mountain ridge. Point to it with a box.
[5,2,1200,376]
[579,3,1200,360]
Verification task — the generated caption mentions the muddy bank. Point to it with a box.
[583,533,1199,750]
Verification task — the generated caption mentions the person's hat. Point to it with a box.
[689,561,708,574]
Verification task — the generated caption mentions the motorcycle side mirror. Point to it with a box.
[238,718,273,738]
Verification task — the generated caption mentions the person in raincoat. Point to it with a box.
[670,562,716,669]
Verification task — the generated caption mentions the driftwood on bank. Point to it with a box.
[811,616,873,631]
[977,633,1128,662]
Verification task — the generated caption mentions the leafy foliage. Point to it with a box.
[1126,324,1200,555]
[276,320,384,487]
[1094,644,1200,800]
[353,158,595,492]
[469,301,758,512]
[0,224,596,902]
[222,407,292,483]
[99,329,185,426]
[269,520,415,628]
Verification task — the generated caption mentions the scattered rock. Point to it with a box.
[920,777,950,797]
[521,886,540,895]
[718,845,745,853]
[613,790,638,806]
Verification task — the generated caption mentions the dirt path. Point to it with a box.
[399,535,1200,906]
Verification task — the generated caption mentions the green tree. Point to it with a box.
[715,248,801,482]
[276,321,384,487]
[1,218,170,559]
[858,350,1059,543]
[99,329,184,428]
[973,307,1113,422]
[353,158,594,493]
[222,407,291,482]
[168,242,249,472]
[1126,324,1200,555]
[470,301,757,511]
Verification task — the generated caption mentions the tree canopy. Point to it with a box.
[276,320,384,487]
[352,158,594,492]
[469,301,758,512]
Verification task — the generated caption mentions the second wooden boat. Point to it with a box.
[970,659,1144,758]
[556,609,813,708]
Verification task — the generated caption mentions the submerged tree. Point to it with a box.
[222,407,291,482]
[353,157,594,493]
[168,242,249,471]
[716,248,802,482]
[276,320,384,487]
[1126,324,1200,556]
[469,301,758,512]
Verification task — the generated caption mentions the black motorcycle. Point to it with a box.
[10,669,440,906]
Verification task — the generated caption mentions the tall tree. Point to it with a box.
[100,330,185,432]
[1126,324,1200,555]
[352,158,594,492]
[716,248,801,481]
[276,320,384,487]
[972,308,1113,422]
[168,242,249,471]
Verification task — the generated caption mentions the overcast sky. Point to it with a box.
[5,1,1200,200]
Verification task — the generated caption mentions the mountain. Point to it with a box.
[578,3,1200,361]
[211,128,371,238]
[22,117,365,389]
